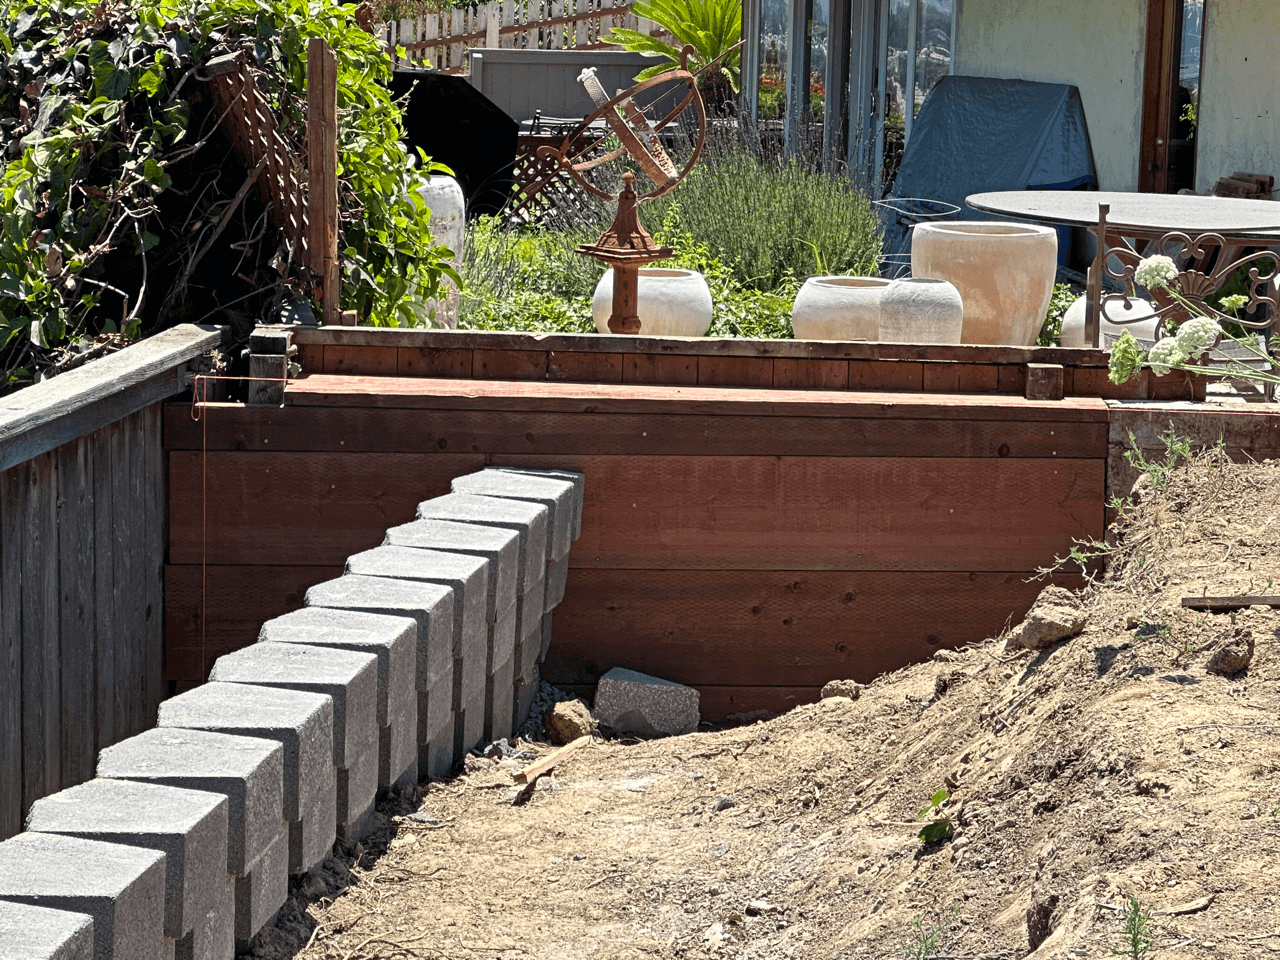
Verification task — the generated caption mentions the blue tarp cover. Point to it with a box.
[881,75,1098,271]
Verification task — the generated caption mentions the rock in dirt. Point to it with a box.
[1008,585,1087,650]
[820,679,863,700]
[1205,628,1254,675]
[545,699,598,744]
[593,667,699,737]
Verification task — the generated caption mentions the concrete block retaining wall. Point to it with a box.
[0,467,582,958]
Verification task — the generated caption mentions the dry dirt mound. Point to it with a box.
[264,450,1280,960]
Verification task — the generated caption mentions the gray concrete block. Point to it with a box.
[492,606,516,673]
[157,682,335,875]
[491,467,584,541]
[452,471,574,563]
[258,607,416,791]
[485,655,515,745]
[516,582,544,669]
[545,555,569,613]
[416,666,453,756]
[0,900,93,960]
[414,494,548,604]
[0,832,166,960]
[96,728,283,878]
[304,575,453,692]
[539,611,553,664]
[383,519,519,621]
[233,828,286,945]
[208,644,378,841]
[518,612,541,680]
[25,779,228,952]
[454,697,484,760]
[515,664,540,731]
[593,667,700,737]
[424,713,455,781]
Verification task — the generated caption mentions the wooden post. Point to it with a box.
[307,38,340,326]
[608,265,641,334]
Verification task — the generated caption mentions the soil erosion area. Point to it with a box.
[257,449,1280,960]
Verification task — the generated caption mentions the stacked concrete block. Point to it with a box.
[303,575,455,778]
[345,546,490,760]
[95,729,286,948]
[0,900,94,960]
[492,467,585,541]
[157,682,335,876]
[24,780,231,960]
[414,493,549,732]
[0,832,167,960]
[258,607,417,790]
[208,644,379,843]
[381,520,521,744]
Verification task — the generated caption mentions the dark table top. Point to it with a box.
[966,190,1280,240]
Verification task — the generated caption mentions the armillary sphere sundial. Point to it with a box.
[538,44,735,333]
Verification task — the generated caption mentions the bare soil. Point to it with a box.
[251,450,1280,960]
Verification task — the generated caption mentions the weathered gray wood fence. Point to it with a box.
[0,324,224,840]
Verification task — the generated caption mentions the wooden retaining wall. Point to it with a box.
[165,328,1120,719]
[0,325,224,841]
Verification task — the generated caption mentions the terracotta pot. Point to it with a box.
[593,268,714,337]
[878,278,964,344]
[790,276,891,341]
[1059,295,1161,348]
[911,221,1058,345]
[407,174,465,328]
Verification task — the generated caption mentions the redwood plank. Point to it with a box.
[283,375,1112,422]
[22,453,60,805]
[0,464,23,839]
[543,569,1081,687]
[850,360,923,391]
[622,353,698,385]
[472,349,548,381]
[997,364,1027,395]
[165,404,1106,458]
[1072,365,1145,400]
[398,346,473,378]
[167,451,485,565]
[57,436,95,787]
[773,358,849,390]
[164,565,342,683]
[296,341,323,375]
[698,355,774,387]
[325,344,398,376]
[922,362,999,393]
[547,351,623,383]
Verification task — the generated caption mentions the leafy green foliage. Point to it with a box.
[899,908,958,960]
[916,789,953,844]
[605,0,742,94]
[1036,282,1075,346]
[1111,896,1154,959]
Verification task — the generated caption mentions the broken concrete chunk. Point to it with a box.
[593,668,699,737]
[820,679,863,700]
[1008,585,1087,650]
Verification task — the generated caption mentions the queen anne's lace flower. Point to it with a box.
[1146,336,1183,377]
[1175,317,1221,360]
[1135,255,1179,290]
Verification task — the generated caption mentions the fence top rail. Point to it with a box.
[0,323,226,473]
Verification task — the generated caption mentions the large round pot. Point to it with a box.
[911,221,1058,345]
[790,276,891,341]
[1059,295,1161,348]
[408,174,465,328]
[593,268,714,337]
[878,278,964,344]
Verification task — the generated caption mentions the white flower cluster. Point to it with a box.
[1145,317,1222,376]
[1146,337,1182,377]
[1135,255,1178,290]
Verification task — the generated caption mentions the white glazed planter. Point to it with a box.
[790,276,891,341]
[408,174,465,328]
[879,278,964,343]
[911,221,1058,346]
[1059,295,1160,348]
[592,268,714,337]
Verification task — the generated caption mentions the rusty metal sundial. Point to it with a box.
[538,45,714,334]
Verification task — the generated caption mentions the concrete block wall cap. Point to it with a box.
[156,682,334,823]
[489,467,584,541]
[451,472,575,562]
[383,519,519,620]
[345,546,489,650]
[234,827,287,943]
[305,576,455,696]
[95,727,283,877]
[209,643,379,768]
[414,493,548,590]
[0,831,167,960]
[24,779,228,942]
[594,667,700,737]
[0,899,94,960]
[304,575,454,693]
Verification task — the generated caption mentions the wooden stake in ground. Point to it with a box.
[307,38,340,325]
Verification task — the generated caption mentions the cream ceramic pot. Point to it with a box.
[593,268,714,337]
[879,278,964,344]
[790,276,891,341]
[911,221,1058,346]
[1059,295,1161,347]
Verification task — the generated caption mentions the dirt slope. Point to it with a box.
[259,450,1280,960]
